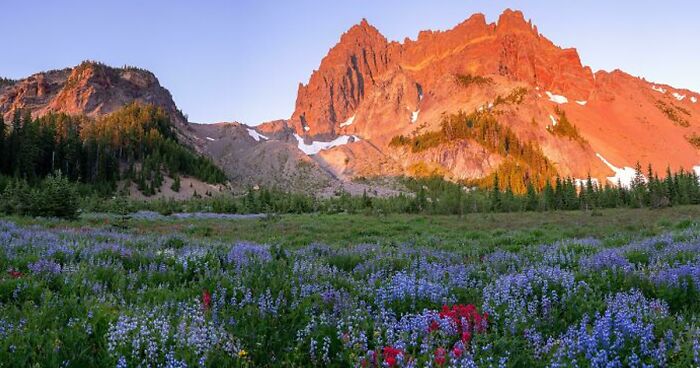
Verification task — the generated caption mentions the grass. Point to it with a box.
[14,205,700,252]
[3,205,700,366]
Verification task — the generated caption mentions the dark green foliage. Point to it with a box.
[0,76,15,88]
[0,171,79,218]
[171,175,181,192]
[0,103,226,197]
[75,162,700,217]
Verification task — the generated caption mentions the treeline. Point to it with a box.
[0,172,80,219]
[0,103,226,195]
[79,166,700,217]
[2,167,699,219]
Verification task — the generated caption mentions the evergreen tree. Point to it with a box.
[490,174,502,212]
[503,184,515,212]
[581,174,596,210]
[543,180,555,211]
[525,182,539,211]
[362,189,372,209]
[171,175,181,192]
[415,186,428,213]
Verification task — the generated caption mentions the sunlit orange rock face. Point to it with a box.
[290,9,700,185]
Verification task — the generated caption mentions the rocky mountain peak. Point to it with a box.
[496,8,535,34]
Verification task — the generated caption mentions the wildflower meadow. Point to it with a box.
[2,218,700,367]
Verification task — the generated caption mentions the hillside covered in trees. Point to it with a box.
[0,103,226,195]
[390,109,558,193]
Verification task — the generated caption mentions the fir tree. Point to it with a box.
[171,175,181,192]
[490,174,502,212]
[525,182,539,211]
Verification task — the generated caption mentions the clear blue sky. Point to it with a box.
[2,1,698,125]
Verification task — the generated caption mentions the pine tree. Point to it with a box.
[583,174,596,210]
[543,180,555,211]
[170,175,181,192]
[503,184,515,212]
[490,174,502,212]
[525,182,538,211]
[415,186,427,213]
[362,189,372,209]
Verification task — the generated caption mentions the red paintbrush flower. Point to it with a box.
[439,304,488,345]
[8,270,22,279]
[382,346,402,367]
[202,289,211,311]
[429,319,440,332]
[434,347,447,365]
[462,330,472,344]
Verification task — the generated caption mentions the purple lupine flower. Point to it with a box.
[27,259,62,275]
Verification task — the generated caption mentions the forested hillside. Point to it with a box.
[0,103,226,195]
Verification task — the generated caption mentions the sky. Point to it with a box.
[2,1,699,125]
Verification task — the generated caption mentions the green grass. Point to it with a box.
[13,205,700,252]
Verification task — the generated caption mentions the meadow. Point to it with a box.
[2,206,700,367]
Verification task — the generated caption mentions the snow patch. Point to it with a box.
[595,153,643,188]
[651,85,667,94]
[205,137,216,142]
[411,110,420,124]
[691,96,698,104]
[293,134,360,155]
[549,114,558,126]
[576,100,587,106]
[340,115,355,128]
[303,126,310,132]
[672,92,686,101]
[545,91,568,104]
[246,128,268,142]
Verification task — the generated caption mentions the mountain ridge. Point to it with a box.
[2,9,699,194]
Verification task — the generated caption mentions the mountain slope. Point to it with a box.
[0,61,198,146]
[274,9,700,190]
[6,10,699,195]
[0,62,227,197]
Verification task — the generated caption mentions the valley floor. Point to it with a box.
[2,206,700,366]
[13,205,700,250]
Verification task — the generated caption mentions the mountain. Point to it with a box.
[0,61,396,195]
[201,9,700,192]
[0,62,227,197]
[0,61,197,146]
[5,9,699,195]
